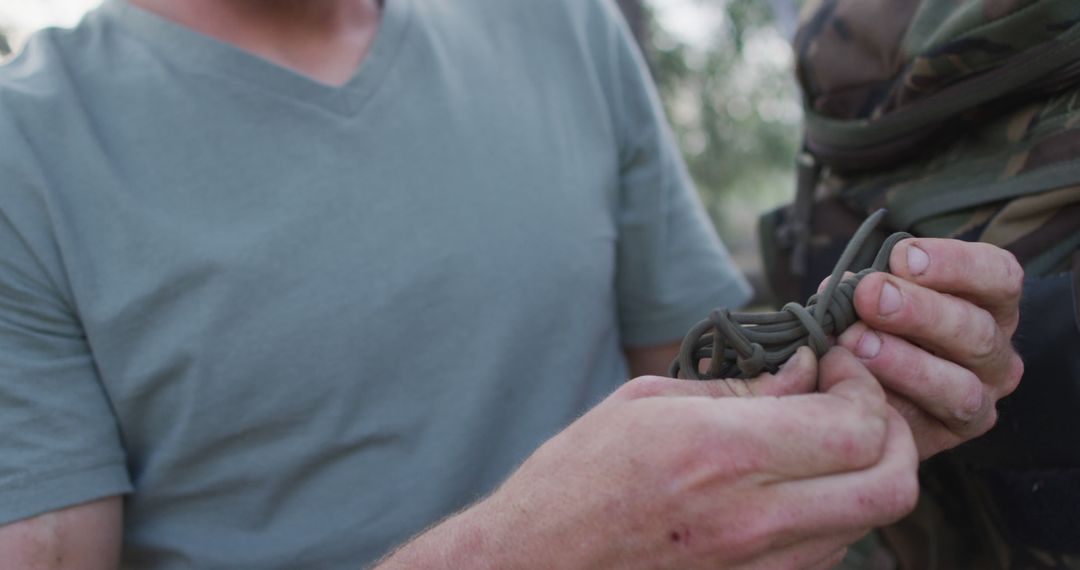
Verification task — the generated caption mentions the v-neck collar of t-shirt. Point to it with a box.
[100,0,412,116]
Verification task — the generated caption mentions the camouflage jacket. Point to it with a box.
[761,1,1080,568]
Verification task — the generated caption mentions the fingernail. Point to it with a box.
[779,347,808,372]
[878,282,902,315]
[855,330,881,359]
[907,245,930,276]
[779,350,799,372]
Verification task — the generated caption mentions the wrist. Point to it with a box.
[372,494,527,569]
[476,480,620,570]
[376,486,599,570]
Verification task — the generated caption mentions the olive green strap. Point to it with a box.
[804,18,1080,152]
[670,209,912,380]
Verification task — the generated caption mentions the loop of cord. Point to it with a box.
[669,209,913,380]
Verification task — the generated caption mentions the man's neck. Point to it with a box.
[128,0,382,86]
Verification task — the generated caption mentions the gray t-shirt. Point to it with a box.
[0,0,750,566]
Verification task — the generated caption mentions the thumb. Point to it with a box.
[619,347,819,400]
[762,346,819,396]
[818,347,887,416]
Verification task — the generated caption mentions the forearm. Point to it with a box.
[375,494,564,570]
[373,500,496,569]
[0,497,122,570]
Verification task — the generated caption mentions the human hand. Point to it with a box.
[839,238,1024,459]
[475,348,917,570]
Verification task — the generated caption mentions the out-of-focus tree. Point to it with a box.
[654,0,801,246]
[0,28,11,57]
[620,0,804,256]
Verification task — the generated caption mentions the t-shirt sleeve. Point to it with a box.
[0,166,133,526]
[592,0,752,347]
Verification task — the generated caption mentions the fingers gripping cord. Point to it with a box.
[670,209,913,380]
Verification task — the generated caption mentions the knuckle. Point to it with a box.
[724,514,780,560]
[963,310,1000,362]
[823,548,851,570]
[980,405,1000,435]
[1004,353,1025,395]
[876,468,919,521]
[1001,250,1024,298]
[892,471,920,518]
[908,292,943,334]
[921,301,957,344]
[825,411,886,469]
[951,373,986,426]
[618,376,668,400]
[956,400,998,439]
[961,405,999,441]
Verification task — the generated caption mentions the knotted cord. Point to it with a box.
[669,209,913,380]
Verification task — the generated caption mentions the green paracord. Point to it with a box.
[669,209,913,380]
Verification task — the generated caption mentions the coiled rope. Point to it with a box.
[669,209,912,380]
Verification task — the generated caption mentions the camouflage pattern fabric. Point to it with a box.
[829,91,1080,276]
[795,0,1080,122]
[760,1,1080,568]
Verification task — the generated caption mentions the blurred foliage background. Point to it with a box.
[0,0,805,291]
[617,0,805,290]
